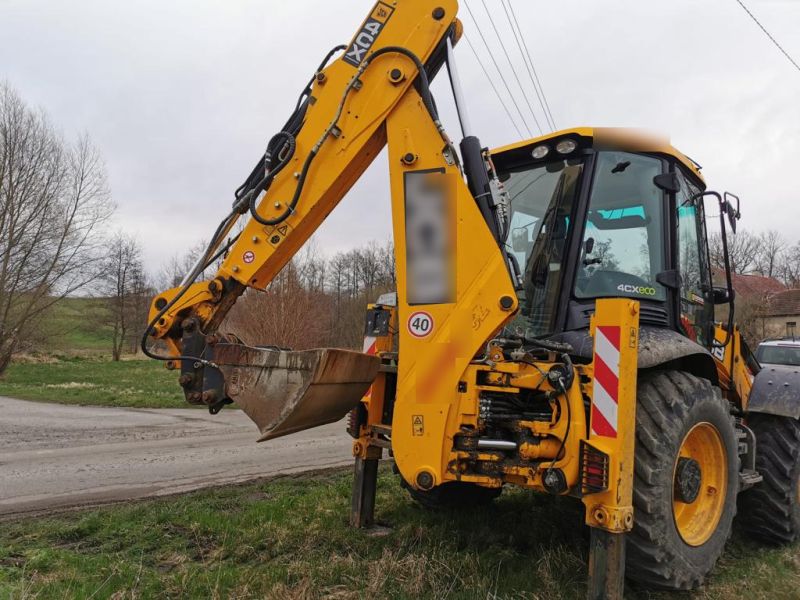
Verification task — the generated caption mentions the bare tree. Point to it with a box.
[101,233,149,361]
[754,230,786,278]
[0,83,114,373]
[155,238,230,291]
[779,242,800,288]
[709,229,759,275]
[226,254,331,350]
[224,239,398,351]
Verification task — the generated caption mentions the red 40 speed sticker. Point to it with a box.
[407,311,434,338]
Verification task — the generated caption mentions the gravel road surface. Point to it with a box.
[0,396,353,517]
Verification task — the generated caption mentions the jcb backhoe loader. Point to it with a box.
[144,2,800,597]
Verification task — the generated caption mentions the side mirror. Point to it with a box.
[653,172,680,193]
[712,286,735,305]
[511,228,529,253]
[723,192,740,234]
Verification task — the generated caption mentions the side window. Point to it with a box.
[675,168,713,345]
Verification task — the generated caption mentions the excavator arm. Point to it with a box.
[144,0,518,439]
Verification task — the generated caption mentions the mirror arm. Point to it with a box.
[716,196,735,348]
[689,190,735,349]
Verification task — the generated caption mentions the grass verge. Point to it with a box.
[0,358,185,409]
[0,467,797,599]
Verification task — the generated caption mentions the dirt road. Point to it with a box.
[0,396,354,517]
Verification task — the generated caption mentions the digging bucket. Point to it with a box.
[211,343,380,441]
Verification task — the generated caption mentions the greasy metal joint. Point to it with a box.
[401,152,418,166]
[588,504,634,533]
[416,470,435,490]
[388,68,405,84]
[352,441,364,457]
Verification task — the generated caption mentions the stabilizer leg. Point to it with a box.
[587,529,626,600]
[350,456,378,528]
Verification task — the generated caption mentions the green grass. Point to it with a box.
[0,357,186,408]
[37,297,114,354]
[0,467,797,599]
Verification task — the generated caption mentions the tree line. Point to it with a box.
[710,229,800,285]
[91,236,397,357]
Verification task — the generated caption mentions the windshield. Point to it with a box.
[575,152,666,301]
[757,345,800,367]
[505,158,584,336]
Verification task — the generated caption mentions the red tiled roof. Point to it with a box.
[764,289,800,317]
[729,272,786,299]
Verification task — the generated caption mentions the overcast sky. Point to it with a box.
[2,0,799,271]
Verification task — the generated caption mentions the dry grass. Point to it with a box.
[0,467,798,599]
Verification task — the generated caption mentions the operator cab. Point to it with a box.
[491,128,729,353]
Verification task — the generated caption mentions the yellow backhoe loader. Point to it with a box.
[143,2,800,597]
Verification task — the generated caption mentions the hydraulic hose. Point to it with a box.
[140,45,348,364]
[248,44,450,227]
[140,208,239,366]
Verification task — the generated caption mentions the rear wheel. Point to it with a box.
[402,479,501,510]
[626,370,738,590]
[739,415,800,544]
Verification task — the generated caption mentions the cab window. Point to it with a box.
[575,152,665,301]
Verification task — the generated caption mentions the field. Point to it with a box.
[0,297,189,408]
[0,467,797,600]
[35,297,114,355]
[0,358,185,408]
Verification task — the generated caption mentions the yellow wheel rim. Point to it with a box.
[672,422,728,547]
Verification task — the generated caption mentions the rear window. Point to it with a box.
[757,345,800,367]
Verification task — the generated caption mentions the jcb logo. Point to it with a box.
[343,2,395,67]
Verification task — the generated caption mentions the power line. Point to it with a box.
[463,0,533,137]
[504,0,557,131]
[464,33,525,140]
[499,0,551,132]
[734,0,800,73]
[507,0,557,130]
[479,0,543,135]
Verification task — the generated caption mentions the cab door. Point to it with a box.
[675,168,714,346]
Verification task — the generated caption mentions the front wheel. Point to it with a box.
[626,370,738,590]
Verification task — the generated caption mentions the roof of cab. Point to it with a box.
[491,127,705,185]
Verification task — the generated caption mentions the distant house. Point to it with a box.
[759,289,800,340]
[729,272,787,299]
[713,271,787,344]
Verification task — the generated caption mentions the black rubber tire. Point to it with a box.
[402,479,502,510]
[739,414,800,544]
[626,370,738,591]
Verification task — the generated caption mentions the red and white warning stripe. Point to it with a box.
[591,325,620,438]
[363,336,377,355]
[361,336,377,401]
